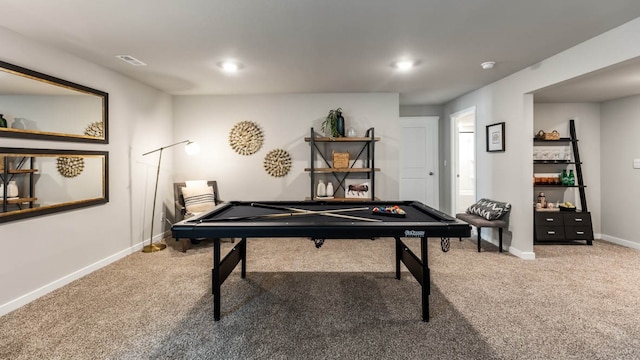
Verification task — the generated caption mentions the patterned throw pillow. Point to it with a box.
[466,198,511,220]
[181,185,216,214]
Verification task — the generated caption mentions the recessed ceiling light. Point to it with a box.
[218,61,243,73]
[481,61,496,70]
[115,55,147,66]
[393,60,415,71]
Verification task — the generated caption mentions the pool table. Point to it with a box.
[171,200,471,322]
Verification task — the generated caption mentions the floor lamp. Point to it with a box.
[142,140,199,253]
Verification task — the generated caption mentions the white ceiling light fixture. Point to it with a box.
[115,55,147,66]
[393,59,415,71]
[481,61,496,70]
[218,61,243,73]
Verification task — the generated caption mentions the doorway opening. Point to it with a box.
[450,107,476,214]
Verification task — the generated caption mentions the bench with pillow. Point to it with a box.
[456,198,510,252]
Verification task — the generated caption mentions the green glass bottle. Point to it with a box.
[561,169,568,186]
[0,114,7,128]
[568,170,575,186]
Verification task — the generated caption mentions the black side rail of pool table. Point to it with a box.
[209,236,441,322]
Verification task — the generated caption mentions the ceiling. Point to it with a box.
[2,0,640,105]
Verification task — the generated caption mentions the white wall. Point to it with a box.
[171,94,399,203]
[533,103,602,235]
[0,28,173,315]
[600,95,640,248]
[443,17,640,259]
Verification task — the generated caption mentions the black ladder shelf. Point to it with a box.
[533,119,593,245]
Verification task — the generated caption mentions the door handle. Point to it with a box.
[429,172,434,175]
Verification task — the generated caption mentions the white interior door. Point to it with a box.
[450,107,476,214]
[399,116,439,208]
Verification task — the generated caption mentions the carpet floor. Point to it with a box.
[1,237,639,359]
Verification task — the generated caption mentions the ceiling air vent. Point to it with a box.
[115,55,147,66]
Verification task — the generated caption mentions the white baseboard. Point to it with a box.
[600,233,640,250]
[0,236,160,317]
[508,246,536,260]
[477,230,536,260]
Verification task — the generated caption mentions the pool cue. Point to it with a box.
[200,208,369,222]
[250,203,381,222]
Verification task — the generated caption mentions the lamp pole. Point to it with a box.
[142,140,191,253]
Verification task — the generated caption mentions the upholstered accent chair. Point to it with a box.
[173,180,233,252]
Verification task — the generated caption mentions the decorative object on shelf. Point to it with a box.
[486,122,505,152]
[229,121,264,155]
[561,169,568,185]
[567,169,575,186]
[0,114,7,128]
[346,127,357,137]
[0,155,4,172]
[336,110,345,137]
[12,118,25,129]
[56,156,85,178]
[7,181,18,198]
[142,140,200,253]
[0,181,18,198]
[537,192,547,208]
[535,129,560,140]
[345,179,370,199]
[0,180,19,198]
[321,107,343,137]
[332,150,349,168]
[84,121,104,138]
[317,179,326,197]
[326,182,334,196]
[263,148,292,177]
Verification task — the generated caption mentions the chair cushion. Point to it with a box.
[465,198,511,220]
[181,185,216,214]
[456,213,507,228]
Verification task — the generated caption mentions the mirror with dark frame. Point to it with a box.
[0,148,109,223]
[0,60,108,143]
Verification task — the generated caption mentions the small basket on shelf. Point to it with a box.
[536,130,560,140]
[332,151,350,169]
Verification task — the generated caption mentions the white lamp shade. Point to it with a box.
[185,141,200,155]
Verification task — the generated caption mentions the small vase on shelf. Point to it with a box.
[326,182,334,197]
[336,111,345,137]
[1,181,19,198]
[0,114,8,128]
[568,170,575,186]
[7,181,18,198]
[317,180,326,197]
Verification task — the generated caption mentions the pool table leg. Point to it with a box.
[240,237,247,278]
[212,238,221,321]
[421,237,430,322]
[394,236,431,322]
[395,237,402,280]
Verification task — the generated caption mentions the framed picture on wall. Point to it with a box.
[486,122,505,152]
[345,180,370,199]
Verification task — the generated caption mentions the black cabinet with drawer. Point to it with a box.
[534,211,593,244]
[533,120,593,246]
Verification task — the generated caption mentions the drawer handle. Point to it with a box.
[545,218,554,222]
[547,231,556,235]
[576,231,585,235]
[574,218,583,222]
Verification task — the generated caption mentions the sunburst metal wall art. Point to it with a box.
[57,156,85,178]
[229,121,264,155]
[263,149,292,177]
[84,121,104,138]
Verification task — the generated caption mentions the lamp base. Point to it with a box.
[142,243,167,253]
